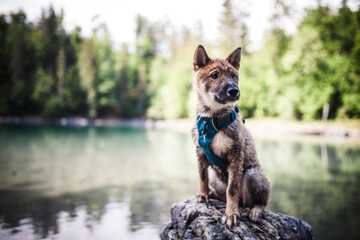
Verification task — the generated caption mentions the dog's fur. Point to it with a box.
[191,45,270,228]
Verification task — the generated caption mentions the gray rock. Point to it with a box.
[161,197,315,240]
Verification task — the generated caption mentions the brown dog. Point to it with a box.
[191,45,270,228]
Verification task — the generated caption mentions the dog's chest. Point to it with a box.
[210,131,233,157]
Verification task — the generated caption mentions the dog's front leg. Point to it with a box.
[223,155,243,228]
[196,150,210,203]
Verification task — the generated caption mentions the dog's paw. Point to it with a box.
[222,212,240,229]
[196,194,209,204]
[249,208,262,222]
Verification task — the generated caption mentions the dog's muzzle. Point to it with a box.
[215,83,240,104]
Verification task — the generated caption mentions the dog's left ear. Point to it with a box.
[226,47,242,70]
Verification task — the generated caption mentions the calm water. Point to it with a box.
[0,125,359,240]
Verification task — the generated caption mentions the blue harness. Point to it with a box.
[196,107,240,167]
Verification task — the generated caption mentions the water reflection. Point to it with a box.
[256,137,360,240]
[0,126,198,239]
[0,125,359,240]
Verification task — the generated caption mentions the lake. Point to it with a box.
[0,125,359,240]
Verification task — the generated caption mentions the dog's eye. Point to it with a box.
[231,72,237,79]
[211,72,219,79]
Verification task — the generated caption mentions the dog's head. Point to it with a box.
[192,45,241,113]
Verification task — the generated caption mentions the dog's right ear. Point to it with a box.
[226,47,242,70]
[193,45,211,70]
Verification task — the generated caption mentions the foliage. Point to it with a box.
[148,30,197,119]
[238,3,360,120]
[0,2,359,120]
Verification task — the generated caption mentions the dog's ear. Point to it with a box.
[193,45,211,70]
[226,47,242,70]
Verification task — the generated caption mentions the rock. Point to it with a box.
[160,197,315,240]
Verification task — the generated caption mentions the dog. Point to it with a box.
[191,45,270,228]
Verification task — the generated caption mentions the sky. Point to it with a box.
[1,0,359,51]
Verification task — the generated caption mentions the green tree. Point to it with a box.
[131,15,158,117]
[218,0,249,55]
[115,44,137,117]
[62,28,87,116]
[300,5,360,118]
[148,28,198,119]
[93,24,117,117]
[0,14,11,114]
[78,38,97,118]
[7,12,37,115]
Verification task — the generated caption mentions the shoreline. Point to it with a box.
[1,116,359,140]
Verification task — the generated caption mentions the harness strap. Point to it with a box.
[197,106,243,167]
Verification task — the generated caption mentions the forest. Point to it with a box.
[0,0,359,120]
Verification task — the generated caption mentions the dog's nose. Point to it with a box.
[227,87,239,98]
